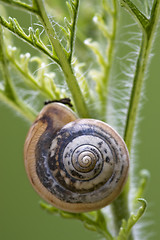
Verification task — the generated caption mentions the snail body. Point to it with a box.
[24,103,129,212]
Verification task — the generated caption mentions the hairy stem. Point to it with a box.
[103,0,117,119]
[34,0,89,118]
[111,0,160,238]
[124,0,160,152]
[94,0,118,120]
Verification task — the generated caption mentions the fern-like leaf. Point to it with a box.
[0,16,59,63]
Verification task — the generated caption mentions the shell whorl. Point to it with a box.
[24,103,129,212]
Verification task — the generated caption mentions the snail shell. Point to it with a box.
[24,103,129,212]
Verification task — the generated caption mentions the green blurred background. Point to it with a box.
[0,1,160,240]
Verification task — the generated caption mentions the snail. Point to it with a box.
[24,102,129,213]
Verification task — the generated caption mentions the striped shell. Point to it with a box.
[24,103,129,212]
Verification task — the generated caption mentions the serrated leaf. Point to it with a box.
[117,199,147,239]
[0,16,59,63]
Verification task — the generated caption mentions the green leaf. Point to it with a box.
[117,199,147,240]
[0,16,59,63]
[120,0,150,30]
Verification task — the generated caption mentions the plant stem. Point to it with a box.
[111,0,160,238]
[69,0,79,63]
[124,35,148,152]
[100,0,118,120]
[124,0,160,152]
[34,0,89,118]
[121,0,149,29]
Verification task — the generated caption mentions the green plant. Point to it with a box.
[0,0,159,239]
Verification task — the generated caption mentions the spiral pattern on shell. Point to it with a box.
[24,103,129,212]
